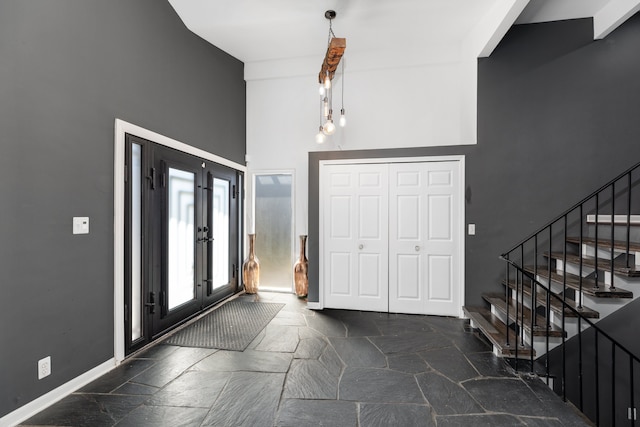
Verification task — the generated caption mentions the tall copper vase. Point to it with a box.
[293,235,308,298]
[242,234,260,294]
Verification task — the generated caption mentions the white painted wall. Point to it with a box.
[246,52,478,238]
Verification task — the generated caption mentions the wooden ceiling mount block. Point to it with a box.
[318,37,346,83]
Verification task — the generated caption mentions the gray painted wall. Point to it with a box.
[308,15,640,309]
[0,1,245,417]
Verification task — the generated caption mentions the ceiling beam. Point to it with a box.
[318,38,346,84]
[593,0,640,39]
[466,0,531,58]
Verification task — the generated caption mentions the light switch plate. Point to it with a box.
[73,217,89,234]
[468,223,476,235]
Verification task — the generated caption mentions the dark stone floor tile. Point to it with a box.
[329,337,386,368]
[374,317,433,335]
[130,347,216,388]
[319,342,344,377]
[464,378,549,416]
[359,403,434,427]
[246,328,266,349]
[112,382,159,395]
[22,393,144,426]
[201,372,285,426]
[448,330,493,354]
[422,316,467,334]
[283,359,338,399]
[294,337,327,359]
[520,417,564,426]
[276,399,357,427]
[79,359,155,393]
[132,344,181,360]
[115,405,208,427]
[419,346,479,382]
[369,331,452,354]
[339,367,425,403]
[416,372,484,415]
[304,312,347,337]
[387,353,430,374]
[271,310,307,326]
[465,352,515,378]
[520,376,591,426]
[254,324,300,352]
[191,348,292,372]
[343,316,383,337]
[436,413,526,426]
[145,370,230,408]
[298,326,324,339]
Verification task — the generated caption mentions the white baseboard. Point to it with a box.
[306,301,323,310]
[0,359,116,427]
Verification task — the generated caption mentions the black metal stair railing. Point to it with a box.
[498,160,640,426]
[501,257,640,427]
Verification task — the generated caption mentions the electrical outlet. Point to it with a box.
[38,356,51,380]
[629,407,637,420]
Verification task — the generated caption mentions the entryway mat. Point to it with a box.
[163,298,285,351]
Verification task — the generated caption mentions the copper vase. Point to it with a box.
[242,234,260,294]
[293,235,309,298]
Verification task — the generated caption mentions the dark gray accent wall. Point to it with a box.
[308,15,640,309]
[0,1,245,417]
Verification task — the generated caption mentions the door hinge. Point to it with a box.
[232,263,236,278]
[124,165,128,183]
[161,172,166,188]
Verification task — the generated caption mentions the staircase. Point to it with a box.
[464,162,640,426]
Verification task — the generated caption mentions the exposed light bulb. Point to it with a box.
[324,75,331,90]
[323,98,329,118]
[319,84,325,96]
[322,120,336,135]
[339,109,346,127]
[315,126,326,144]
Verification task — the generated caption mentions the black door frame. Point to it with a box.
[124,133,243,355]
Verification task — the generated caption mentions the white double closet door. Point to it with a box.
[321,159,463,316]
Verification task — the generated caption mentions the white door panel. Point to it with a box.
[322,159,462,316]
[323,163,388,312]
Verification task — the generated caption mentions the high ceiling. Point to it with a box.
[168,0,637,66]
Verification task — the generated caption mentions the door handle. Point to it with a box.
[359,244,364,250]
[145,292,155,314]
[415,246,420,251]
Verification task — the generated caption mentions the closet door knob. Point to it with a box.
[415,246,420,251]
[359,244,364,250]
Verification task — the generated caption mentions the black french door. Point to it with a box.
[125,134,242,354]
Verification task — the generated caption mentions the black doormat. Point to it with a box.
[163,298,284,351]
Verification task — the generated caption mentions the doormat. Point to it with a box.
[163,298,285,351]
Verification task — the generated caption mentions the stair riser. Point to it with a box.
[556,259,640,287]
[580,243,640,268]
[588,223,640,244]
[490,304,563,357]
[509,290,591,334]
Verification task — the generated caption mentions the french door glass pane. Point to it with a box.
[168,168,195,309]
[255,174,293,290]
[212,178,230,289]
[131,143,142,341]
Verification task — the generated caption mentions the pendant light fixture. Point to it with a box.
[316,10,346,142]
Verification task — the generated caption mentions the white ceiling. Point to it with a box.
[168,0,638,65]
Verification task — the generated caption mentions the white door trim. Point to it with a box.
[319,155,465,318]
[113,119,247,363]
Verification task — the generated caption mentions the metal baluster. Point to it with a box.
[579,204,584,309]
[627,172,632,270]
[612,343,616,427]
[595,193,600,290]
[520,244,525,348]
[562,215,568,404]
[596,332,600,426]
[611,183,616,291]
[631,357,635,427]
[531,235,537,372]
[579,316,583,411]
[505,259,510,349]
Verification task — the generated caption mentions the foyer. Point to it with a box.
[20,292,590,426]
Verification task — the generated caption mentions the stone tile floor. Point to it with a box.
[20,292,592,426]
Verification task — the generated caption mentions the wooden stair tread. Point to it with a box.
[483,293,565,337]
[566,236,640,253]
[503,279,599,319]
[463,306,534,358]
[546,251,640,277]
[530,263,634,298]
